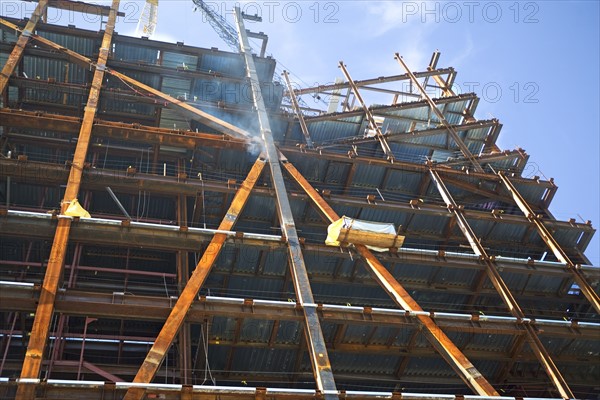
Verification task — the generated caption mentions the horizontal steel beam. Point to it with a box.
[0,380,573,400]
[305,92,478,123]
[318,119,496,149]
[0,160,588,239]
[1,283,597,340]
[0,211,596,282]
[0,107,552,192]
[279,146,555,188]
[288,68,455,96]
[1,254,591,306]
[0,108,246,151]
[3,327,598,365]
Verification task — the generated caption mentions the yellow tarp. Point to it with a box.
[64,199,90,218]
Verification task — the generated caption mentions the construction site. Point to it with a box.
[0,1,599,399]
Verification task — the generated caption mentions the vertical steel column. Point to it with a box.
[282,70,313,147]
[0,0,48,94]
[234,8,338,399]
[281,160,499,397]
[338,62,395,161]
[498,171,600,313]
[394,54,484,173]
[429,167,574,399]
[176,193,192,384]
[123,157,266,400]
[426,51,455,98]
[15,3,120,398]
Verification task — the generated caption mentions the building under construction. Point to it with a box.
[0,1,599,399]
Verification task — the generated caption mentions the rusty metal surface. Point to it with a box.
[282,70,314,147]
[282,161,499,396]
[0,0,48,94]
[429,167,574,399]
[234,9,338,398]
[499,171,600,314]
[338,62,394,160]
[394,54,483,173]
[123,158,265,400]
[15,3,120,399]
[2,284,597,341]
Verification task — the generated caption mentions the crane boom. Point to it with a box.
[192,0,240,52]
[137,0,159,37]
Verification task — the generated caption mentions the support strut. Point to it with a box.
[429,167,574,399]
[0,0,48,95]
[15,2,120,399]
[234,8,338,399]
[122,157,266,400]
[394,54,484,173]
[498,171,600,314]
[338,62,395,161]
[0,17,250,142]
[282,70,314,148]
[281,161,499,397]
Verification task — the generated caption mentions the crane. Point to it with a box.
[191,0,241,53]
[136,0,158,37]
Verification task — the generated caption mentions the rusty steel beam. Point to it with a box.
[394,54,484,173]
[3,327,598,365]
[282,70,313,147]
[279,145,555,189]
[0,108,246,150]
[0,286,584,340]
[289,67,455,96]
[338,62,394,161]
[0,379,580,400]
[0,158,587,241]
[107,68,251,141]
[498,171,600,314]
[305,92,478,123]
[15,3,120,399]
[123,157,265,400]
[439,173,514,205]
[0,0,48,95]
[234,9,337,398]
[0,18,91,69]
[0,112,549,193]
[1,207,595,283]
[317,119,497,150]
[281,161,499,397]
[428,167,574,399]
[1,247,591,307]
[0,17,251,142]
[427,52,454,98]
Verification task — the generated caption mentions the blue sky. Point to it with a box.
[3,0,599,265]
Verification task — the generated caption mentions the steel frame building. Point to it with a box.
[0,1,599,399]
